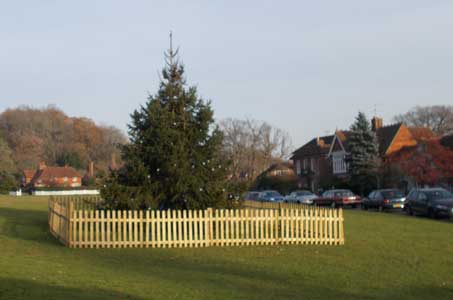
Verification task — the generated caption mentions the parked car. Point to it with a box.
[257,190,285,202]
[244,191,260,201]
[404,188,453,219]
[362,189,406,211]
[313,189,361,208]
[285,190,317,204]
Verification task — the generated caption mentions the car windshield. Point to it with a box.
[296,191,312,196]
[246,193,257,199]
[334,191,354,197]
[382,190,404,198]
[425,190,453,200]
[265,191,281,197]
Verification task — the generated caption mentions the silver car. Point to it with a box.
[285,190,317,204]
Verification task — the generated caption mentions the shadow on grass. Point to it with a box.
[77,249,375,300]
[0,277,142,300]
[0,207,61,246]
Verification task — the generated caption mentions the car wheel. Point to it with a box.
[378,205,384,212]
[362,204,368,210]
[408,207,414,216]
[297,200,300,204]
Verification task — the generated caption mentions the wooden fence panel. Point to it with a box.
[49,198,344,249]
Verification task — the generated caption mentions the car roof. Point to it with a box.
[414,188,448,192]
[327,189,351,192]
[374,189,401,192]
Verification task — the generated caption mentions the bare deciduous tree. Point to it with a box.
[219,118,293,180]
[394,105,453,136]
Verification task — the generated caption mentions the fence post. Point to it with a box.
[277,208,282,244]
[48,197,51,225]
[67,199,74,248]
[206,208,213,247]
[339,208,344,245]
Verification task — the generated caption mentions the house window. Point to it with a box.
[63,177,68,182]
[303,159,308,170]
[310,158,315,172]
[72,177,77,182]
[333,154,347,174]
[296,160,301,175]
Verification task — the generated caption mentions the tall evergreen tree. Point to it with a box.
[348,112,380,195]
[102,36,228,209]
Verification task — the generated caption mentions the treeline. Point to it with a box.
[0,106,127,187]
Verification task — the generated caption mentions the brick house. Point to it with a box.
[22,162,82,189]
[291,117,431,192]
[261,162,295,178]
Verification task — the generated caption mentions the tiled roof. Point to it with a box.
[291,135,334,158]
[375,123,403,155]
[293,123,412,158]
[36,167,81,180]
[30,166,81,185]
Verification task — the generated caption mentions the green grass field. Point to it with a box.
[0,196,452,300]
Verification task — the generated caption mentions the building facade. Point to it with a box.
[22,162,82,189]
[291,117,429,192]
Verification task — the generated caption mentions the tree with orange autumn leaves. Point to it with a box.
[387,139,453,186]
[0,106,127,173]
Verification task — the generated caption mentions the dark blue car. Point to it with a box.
[257,190,284,202]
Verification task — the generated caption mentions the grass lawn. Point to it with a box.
[1,196,452,300]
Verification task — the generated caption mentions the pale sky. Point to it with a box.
[1,1,453,147]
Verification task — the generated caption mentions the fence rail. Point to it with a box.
[49,197,344,248]
[243,200,313,210]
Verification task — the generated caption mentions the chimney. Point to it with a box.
[38,161,47,171]
[88,161,94,177]
[371,117,383,132]
[316,137,324,147]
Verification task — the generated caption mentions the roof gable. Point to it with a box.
[376,123,403,155]
[328,130,352,156]
[377,123,417,156]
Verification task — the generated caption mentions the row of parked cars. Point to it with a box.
[244,187,453,220]
[245,189,361,208]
